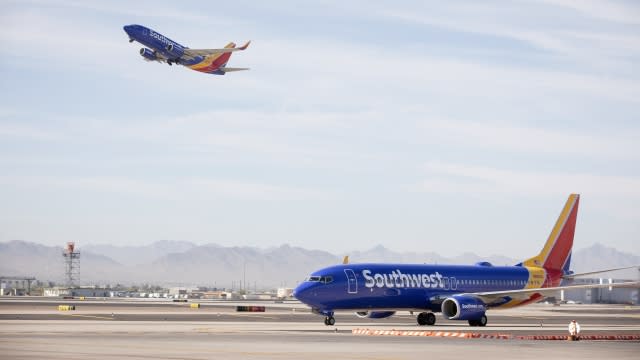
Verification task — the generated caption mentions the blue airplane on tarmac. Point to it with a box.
[294,194,639,326]
[123,24,250,75]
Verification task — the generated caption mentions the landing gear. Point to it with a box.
[324,316,335,326]
[468,315,487,327]
[167,60,173,66]
[417,312,436,326]
[128,38,134,43]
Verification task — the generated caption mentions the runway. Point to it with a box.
[1,298,639,359]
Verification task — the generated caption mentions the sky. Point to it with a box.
[1,0,639,259]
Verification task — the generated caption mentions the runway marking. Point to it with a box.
[67,314,115,321]
[226,313,278,320]
[352,328,640,341]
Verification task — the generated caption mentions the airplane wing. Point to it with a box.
[472,281,640,305]
[183,41,251,57]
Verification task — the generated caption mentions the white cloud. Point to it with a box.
[14,0,226,24]
[419,161,640,199]
[0,175,326,201]
[383,1,640,76]
[416,117,639,159]
[540,0,640,25]
[0,122,63,141]
[186,178,327,201]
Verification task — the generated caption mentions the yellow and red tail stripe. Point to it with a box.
[523,194,579,272]
[188,42,236,73]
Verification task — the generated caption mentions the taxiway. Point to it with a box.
[0,298,638,359]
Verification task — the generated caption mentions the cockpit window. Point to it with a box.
[305,275,333,284]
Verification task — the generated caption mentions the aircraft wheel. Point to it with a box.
[416,312,427,326]
[128,39,134,43]
[478,315,487,327]
[324,316,335,326]
[426,312,436,326]
[468,319,478,326]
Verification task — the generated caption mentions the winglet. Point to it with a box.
[238,40,251,50]
[342,256,349,265]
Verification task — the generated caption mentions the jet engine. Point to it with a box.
[165,43,184,58]
[355,311,396,319]
[441,295,486,320]
[139,48,157,61]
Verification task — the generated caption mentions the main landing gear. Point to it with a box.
[468,315,488,327]
[416,312,436,326]
[324,316,336,326]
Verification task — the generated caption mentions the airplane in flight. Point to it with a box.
[294,194,639,326]
[123,24,250,75]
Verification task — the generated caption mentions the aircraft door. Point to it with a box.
[344,269,358,294]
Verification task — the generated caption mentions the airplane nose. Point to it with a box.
[123,25,134,35]
[293,283,309,302]
[293,282,319,307]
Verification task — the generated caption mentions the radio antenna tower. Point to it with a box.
[62,242,80,287]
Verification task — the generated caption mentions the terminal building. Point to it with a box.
[0,276,36,296]
[562,278,639,305]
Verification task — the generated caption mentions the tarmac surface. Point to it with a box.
[1,297,639,359]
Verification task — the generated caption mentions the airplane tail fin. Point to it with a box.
[522,194,580,273]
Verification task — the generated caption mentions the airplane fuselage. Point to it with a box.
[123,24,240,75]
[294,194,585,327]
[124,24,205,66]
[294,263,555,313]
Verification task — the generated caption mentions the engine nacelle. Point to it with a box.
[441,295,486,320]
[139,48,157,61]
[165,43,184,58]
[355,311,396,319]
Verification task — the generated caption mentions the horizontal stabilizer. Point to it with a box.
[219,67,250,72]
[562,265,640,279]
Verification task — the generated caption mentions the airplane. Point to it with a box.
[293,194,640,326]
[123,24,250,75]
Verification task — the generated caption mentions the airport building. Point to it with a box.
[562,278,639,305]
[0,276,36,296]
[43,286,113,298]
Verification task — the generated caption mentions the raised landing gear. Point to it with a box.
[324,316,335,326]
[416,312,436,326]
[468,315,488,327]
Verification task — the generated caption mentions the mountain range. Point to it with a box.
[0,240,638,288]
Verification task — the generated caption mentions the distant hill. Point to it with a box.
[571,243,640,279]
[0,240,122,284]
[1,240,637,288]
[84,240,197,266]
[349,244,518,266]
